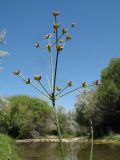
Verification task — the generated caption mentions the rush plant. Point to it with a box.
[14,11,100,160]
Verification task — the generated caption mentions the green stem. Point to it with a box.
[53,16,59,95]
[19,74,50,99]
[57,84,95,99]
[89,119,94,160]
[52,33,64,47]
[52,99,64,160]
[49,52,54,93]
[46,76,51,91]
[56,85,68,97]
[51,16,65,160]
[38,81,50,96]
[52,26,72,48]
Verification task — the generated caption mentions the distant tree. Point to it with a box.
[57,106,70,135]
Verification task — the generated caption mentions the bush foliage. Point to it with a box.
[75,58,120,137]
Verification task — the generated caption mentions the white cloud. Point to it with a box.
[0,67,4,71]
[0,29,6,44]
[0,50,9,58]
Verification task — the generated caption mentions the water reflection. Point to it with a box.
[17,142,120,160]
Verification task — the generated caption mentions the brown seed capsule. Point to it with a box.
[35,42,40,48]
[62,28,68,34]
[82,82,87,88]
[45,34,51,39]
[47,44,52,53]
[56,86,61,91]
[53,29,56,33]
[13,69,20,76]
[66,34,72,41]
[56,44,63,52]
[58,39,64,44]
[67,81,73,87]
[53,23,60,29]
[53,11,60,16]
[25,78,31,84]
[34,75,42,81]
[71,23,75,28]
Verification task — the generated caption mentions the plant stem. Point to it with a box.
[52,26,73,48]
[49,52,54,93]
[89,119,94,160]
[57,84,95,99]
[19,74,50,99]
[56,85,68,96]
[53,16,59,95]
[52,99,64,160]
[38,81,50,96]
[51,15,65,160]
[46,76,51,91]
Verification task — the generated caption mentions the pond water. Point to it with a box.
[17,142,120,160]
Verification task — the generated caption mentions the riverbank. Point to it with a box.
[16,136,120,144]
[0,134,21,160]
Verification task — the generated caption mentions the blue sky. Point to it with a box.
[0,0,120,110]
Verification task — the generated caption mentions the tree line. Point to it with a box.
[0,58,120,138]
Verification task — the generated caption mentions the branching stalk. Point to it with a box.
[57,84,95,99]
[38,81,50,96]
[19,74,50,99]
[53,16,59,95]
[52,15,65,160]
[56,85,68,96]
[52,27,72,48]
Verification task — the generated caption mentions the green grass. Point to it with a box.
[0,134,21,160]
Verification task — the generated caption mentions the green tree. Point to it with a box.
[0,95,55,138]
[57,106,73,136]
[74,90,96,136]
[94,58,120,135]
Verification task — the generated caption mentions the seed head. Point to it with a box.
[66,34,72,41]
[53,11,60,17]
[67,81,73,87]
[13,69,20,76]
[35,42,40,48]
[82,82,87,88]
[53,23,60,29]
[56,86,61,91]
[45,33,51,39]
[62,28,68,34]
[56,44,63,52]
[58,39,64,44]
[25,78,31,84]
[47,44,52,53]
[71,23,75,28]
[34,75,42,81]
